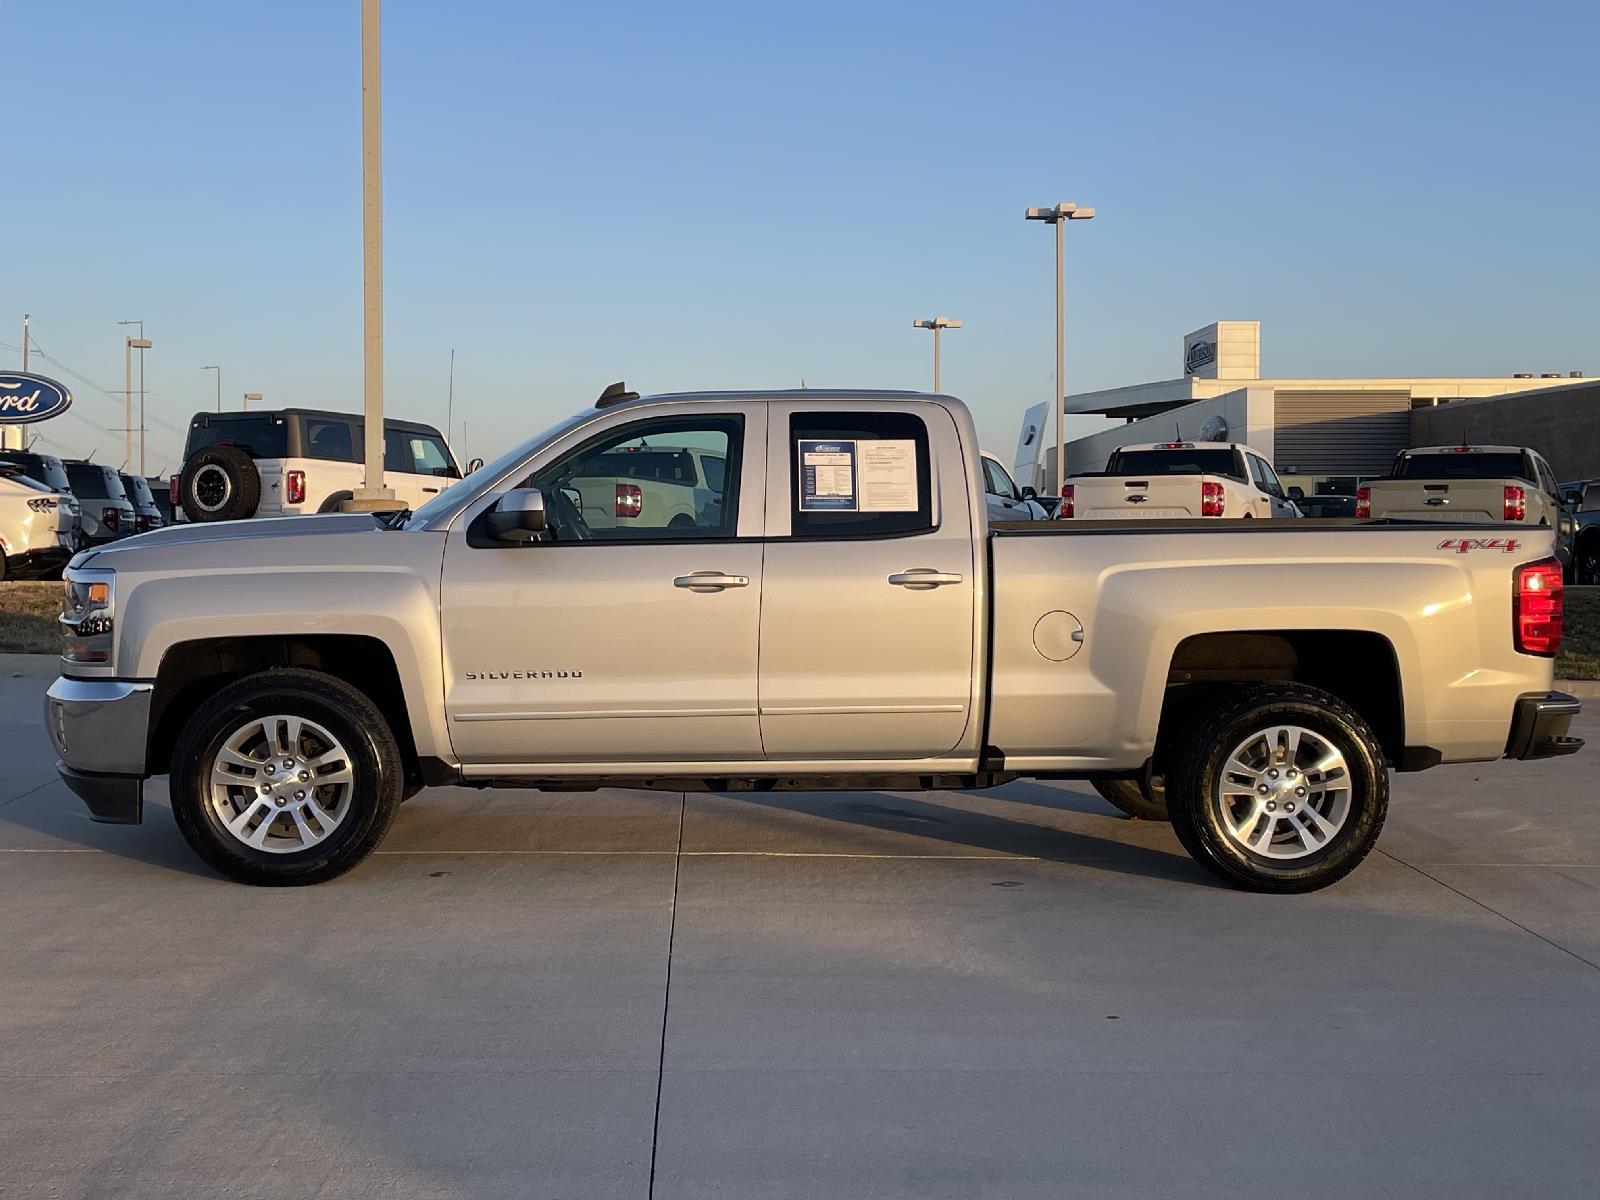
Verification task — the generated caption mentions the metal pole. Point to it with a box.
[446,347,455,448]
[932,325,941,394]
[20,314,28,370]
[216,367,221,413]
[124,337,134,469]
[138,343,146,474]
[1054,216,1065,503]
[354,0,391,505]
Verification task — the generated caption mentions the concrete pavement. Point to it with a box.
[2,659,1597,1198]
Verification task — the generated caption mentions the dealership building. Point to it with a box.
[1017,321,1589,492]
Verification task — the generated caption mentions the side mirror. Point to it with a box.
[466,457,485,475]
[1287,485,1305,501]
[485,488,546,542]
[1020,486,1037,500]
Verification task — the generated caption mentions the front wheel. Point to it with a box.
[170,669,404,885]
[1165,683,1388,893]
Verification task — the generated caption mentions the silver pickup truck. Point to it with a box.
[46,388,1583,891]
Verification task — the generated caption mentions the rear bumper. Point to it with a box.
[4,545,71,578]
[1505,691,1584,760]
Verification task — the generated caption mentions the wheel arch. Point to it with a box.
[149,633,436,789]
[1155,630,1407,769]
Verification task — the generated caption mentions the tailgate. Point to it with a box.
[1366,479,1504,522]
[1073,475,1201,519]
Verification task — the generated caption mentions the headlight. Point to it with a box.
[60,568,115,664]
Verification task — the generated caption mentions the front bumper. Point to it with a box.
[45,676,153,824]
[1505,691,1584,760]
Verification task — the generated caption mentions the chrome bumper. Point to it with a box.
[45,676,153,824]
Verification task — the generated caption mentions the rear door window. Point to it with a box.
[304,418,358,462]
[788,412,934,539]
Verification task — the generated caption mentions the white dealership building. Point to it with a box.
[1015,320,1585,492]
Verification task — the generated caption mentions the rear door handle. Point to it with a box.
[888,569,964,588]
[422,487,441,494]
[674,572,750,591]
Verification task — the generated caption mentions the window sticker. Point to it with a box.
[798,440,857,510]
[858,439,917,512]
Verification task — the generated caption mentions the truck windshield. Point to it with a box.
[1107,448,1241,478]
[1393,453,1526,479]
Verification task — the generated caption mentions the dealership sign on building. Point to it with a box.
[0,372,73,423]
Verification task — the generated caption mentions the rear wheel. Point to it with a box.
[1166,683,1387,893]
[318,490,354,514]
[170,669,404,885]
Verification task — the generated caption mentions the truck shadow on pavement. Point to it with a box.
[718,782,1214,888]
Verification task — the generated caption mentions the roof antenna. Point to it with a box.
[595,381,640,408]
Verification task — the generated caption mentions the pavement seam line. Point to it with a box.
[1379,849,1600,974]
[648,792,686,1200]
[0,778,60,811]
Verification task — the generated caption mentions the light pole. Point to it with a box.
[201,365,221,413]
[243,392,262,411]
[1025,201,1095,500]
[119,321,151,471]
[912,317,961,393]
[350,0,393,510]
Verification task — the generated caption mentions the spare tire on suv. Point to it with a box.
[179,444,261,522]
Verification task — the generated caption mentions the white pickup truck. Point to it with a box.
[47,388,1581,892]
[1064,442,1301,520]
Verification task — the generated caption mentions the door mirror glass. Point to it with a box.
[1287,485,1305,501]
[560,486,583,512]
[486,488,547,542]
[466,457,485,475]
[1020,485,1037,500]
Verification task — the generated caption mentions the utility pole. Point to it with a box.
[119,321,150,472]
[202,365,221,413]
[350,0,393,510]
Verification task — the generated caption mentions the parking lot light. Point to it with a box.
[912,316,962,393]
[1025,201,1096,500]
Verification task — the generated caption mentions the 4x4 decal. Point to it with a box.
[1439,537,1521,554]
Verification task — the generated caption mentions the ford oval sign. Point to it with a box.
[0,372,73,424]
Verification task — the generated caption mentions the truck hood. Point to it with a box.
[75,514,385,566]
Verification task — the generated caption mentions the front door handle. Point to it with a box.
[888,569,964,589]
[674,572,750,592]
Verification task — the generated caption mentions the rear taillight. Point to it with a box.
[134,514,151,533]
[1355,486,1371,518]
[101,506,120,533]
[1503,485,1526,522]
[615,483,642,518]
[169,475,180,506]
[1513,557,1564,656]
[1200,480,1225,517]
[287,470,306,505]
[1057,484,1074,519]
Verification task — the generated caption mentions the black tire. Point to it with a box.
[1578,536,1600,586]
[1165,683,1388,893]
[170,669,404,885]
[0,551,8,583]
[1092,773,1168,822]
[179,444,260,522]
[318,490,354,514]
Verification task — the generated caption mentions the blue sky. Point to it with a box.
[8,0,1597,473]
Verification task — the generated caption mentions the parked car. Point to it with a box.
[553,439,727,533]
[0,469,74,580]
[1289,492,1360,519]
[0,450,84,549]
[981,453,1049,522]
[175,408,463,523]
[118,473,165,534]
[1559,479,1600,584]
[146,475,177,527]
[1361,445,1575,578]
[62,461,136,546]
[49,387,1580,892]
[1061,442,1302,519]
